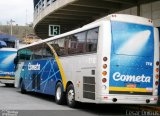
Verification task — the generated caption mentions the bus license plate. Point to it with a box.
[127,84,136,88]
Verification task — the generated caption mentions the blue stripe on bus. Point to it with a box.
[21,58,63,95]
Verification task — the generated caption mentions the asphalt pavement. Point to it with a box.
[0,83,136,116]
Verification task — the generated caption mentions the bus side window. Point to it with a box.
[27,47,34,60]
[18,49,31,61]
[18,50,25,62]
[48,38,68,56]
[33,44,43,59]
[42,43,54,58]
[86,28,99,52]
[68,32,86,54]
[52,40,60,55]
[56,38,68,56]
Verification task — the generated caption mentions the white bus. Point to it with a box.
[17,14,159,107]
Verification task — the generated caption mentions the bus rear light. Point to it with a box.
[156,74,159,79]
[103,57,107,61]
[155,68,159,72]
[156,61,159,66]
[102,71,107,76]
[155,81,158,86]
[102,78,107,83]
[103,64,107,69]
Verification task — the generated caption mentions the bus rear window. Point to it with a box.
[111,21,154,57]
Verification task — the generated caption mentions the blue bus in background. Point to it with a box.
[0,48,17,86]
[0,34,18,86]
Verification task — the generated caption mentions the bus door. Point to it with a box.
[32,73,40,91]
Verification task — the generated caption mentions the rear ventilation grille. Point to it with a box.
[83,76,95,100]
[83,76,95,84]
[83,84,95,92]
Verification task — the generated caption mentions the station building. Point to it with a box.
[33,0,160,39]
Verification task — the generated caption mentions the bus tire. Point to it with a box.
[55,82,65,105]
[20,80,26,94]
[66,84,77,108]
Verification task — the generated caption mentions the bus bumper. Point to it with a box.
[0,79,15,84]
[97,95,158,104]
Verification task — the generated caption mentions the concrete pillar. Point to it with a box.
[137,4,140,16]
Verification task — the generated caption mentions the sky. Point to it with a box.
[0,0,33,26]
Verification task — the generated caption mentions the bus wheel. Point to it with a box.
[55,82,65,105]
[20,80,26,94]
[5,84,14,87]
[66,84,77,108]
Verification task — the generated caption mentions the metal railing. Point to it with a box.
[34,0,57,18]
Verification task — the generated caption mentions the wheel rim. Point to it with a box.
[68,89,74,104]
[56,86,62,100]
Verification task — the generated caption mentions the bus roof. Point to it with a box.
[84,14,153,27]
[0,48,17,51]
[19,14,154,50]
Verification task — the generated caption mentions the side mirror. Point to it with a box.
[14,56,18,64]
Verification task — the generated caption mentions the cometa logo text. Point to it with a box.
[113,72,151,83]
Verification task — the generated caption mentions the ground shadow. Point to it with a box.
[15,90,130,115]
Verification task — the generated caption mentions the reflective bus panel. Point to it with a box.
[110,21,154,95]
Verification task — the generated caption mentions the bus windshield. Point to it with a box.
[111,21,154,57]
[0,50,16,77]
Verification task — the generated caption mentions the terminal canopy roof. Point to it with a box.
[34,0,159,38]
[0,33,18,42]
